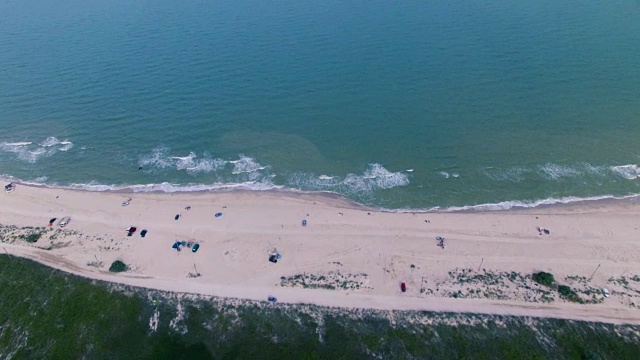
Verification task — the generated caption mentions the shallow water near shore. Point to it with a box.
[1,0,640,210]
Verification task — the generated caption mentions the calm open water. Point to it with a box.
[1,0,640,210]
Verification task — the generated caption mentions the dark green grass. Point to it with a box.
[0,255,639,359]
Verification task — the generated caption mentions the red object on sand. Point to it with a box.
[127,227,137,233]
[401,282,407,292]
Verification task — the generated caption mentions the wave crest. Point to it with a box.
[611,164,640,180]
[287,163,410,196]
[0,137,73,163]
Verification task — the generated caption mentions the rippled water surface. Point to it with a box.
[1,0,639,209]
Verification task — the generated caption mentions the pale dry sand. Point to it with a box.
[1,181,640,324]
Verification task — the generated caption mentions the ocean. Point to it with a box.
[1,0,639,210]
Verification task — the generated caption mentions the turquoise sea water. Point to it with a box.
[1,0,639,210]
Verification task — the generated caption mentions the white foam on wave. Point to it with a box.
[287,163,410,195]
[611,164,640,180]
[172,152,227,174]
[139,147,175,169]
[432,193,640,212]
[59,141,74,151]
[66,180,281,193]
[2,142,32,146]
[7,172,640,214]
[0,137,73,163]
[40,137,62,147]
[361,163,409,190]
[439,171,450,179]
[139,147,269,177]
[139,147,228,175]
[229,156,268,175]
[539,163,583,180]
[485,163,608,182]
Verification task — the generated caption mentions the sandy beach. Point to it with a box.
[1,181,640,324]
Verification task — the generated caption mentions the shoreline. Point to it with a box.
[1,177,640,324]
[4,174,640,214]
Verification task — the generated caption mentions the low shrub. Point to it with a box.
[109,260,128,273]
[532,271,555,287]
[558,285,583,304]
[24,232,43,243]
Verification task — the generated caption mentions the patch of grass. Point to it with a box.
[109,260,128,273]
[532,271,555,287]
[1,255,640,359]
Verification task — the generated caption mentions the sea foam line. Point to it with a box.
[14,178,282,193]
[5,174,640,213]
[426,194,640,213]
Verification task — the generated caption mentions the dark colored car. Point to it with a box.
[192,243,200,253]
[401,282,407,292]
[268,296,277,302]
[140,229,148,237]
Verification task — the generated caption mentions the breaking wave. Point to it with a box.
[229,156,268,175]
[286,163,410,196]
[610,164,640,180]
[138,147,267,178]
[483,162,636,182]
[0,137,73,163]
[136,148,410,195]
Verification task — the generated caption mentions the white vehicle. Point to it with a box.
[602,288,610,298]
[59,217,71,228]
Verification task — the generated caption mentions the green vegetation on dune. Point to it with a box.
[532,271,556,287]
[0,255,639,359]
[108,260,128,273]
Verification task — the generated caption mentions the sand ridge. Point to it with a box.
[1,181,640,324]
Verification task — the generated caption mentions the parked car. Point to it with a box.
[268,296,277,302]
[192,243,200,253]
[401,282,407,292]
[602,288,610,298]
[59,217,71,227]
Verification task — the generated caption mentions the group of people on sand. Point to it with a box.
[537,227,550,235]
